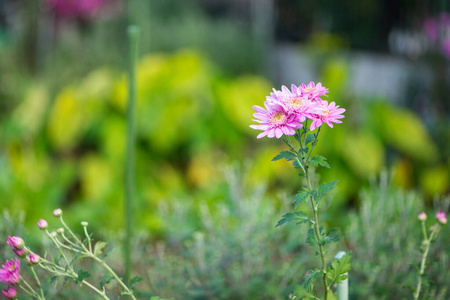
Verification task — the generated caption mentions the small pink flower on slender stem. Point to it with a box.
[0,259,20,285]
[309,101,346,131]
[37,219,48,230]
[2,286,17,299]
[418,212,427,221]
[436,211,447,225]
[250,102,302,139]
[53,208,63,217]
[6,237,24,250]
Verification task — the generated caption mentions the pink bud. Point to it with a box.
[26,253,40,265]
[2,286,17,299]
[436,211,447,225]
[53,208,62,217]
[6,236,24,249]
[418,212,427,221]
[37,219,48,230]
[12,247,28,258]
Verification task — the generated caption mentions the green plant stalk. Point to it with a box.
[19,276,41,299]
[307,173,328,299]
[31,266,45,299]
[58,217,137,299]
[413,222,440,300]
[287,128,328,299]
[124,24,140,285]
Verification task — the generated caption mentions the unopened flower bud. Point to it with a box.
[49,231,57,237]
[57,228,64,234]
[417,212,427,221]
[2,286,17,299]
[26,253,40,265]
[81,221,88,227]
[436,211,447,225]
[6,236,24,249]
[37,219,48,230]
[53,208,62,217]
[12,247,28,258]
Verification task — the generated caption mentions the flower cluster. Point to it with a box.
[250,82,345,138]
[0,258,20,299]
[435,211,447,225]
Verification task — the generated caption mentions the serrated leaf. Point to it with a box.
[276,211,309,227]
[272,151,296,161]
[321,228,340,245]
[102,246,114,258]
[94,241,107,256]
[309,155,330,168]
[100,273,114,290]
[293,160,302,169]
[294,285,319,300]
[129,275,144,290]
[315,180,338,201]
[327,252,352,285]
[306,228,317,246]
[303,269,321,290]
[299,147,309,154]
[293,189,312,208]
[294,132,302,144]
[75,269,91,284]
[305,133,315,145]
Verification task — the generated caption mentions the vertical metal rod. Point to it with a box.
[335,251,349,300]
[124,25,139,284]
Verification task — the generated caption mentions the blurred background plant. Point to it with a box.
[0,0,449,298]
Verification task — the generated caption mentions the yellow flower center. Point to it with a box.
[303,87,313,92]
[271,112,287,125]
[8,265,15,271]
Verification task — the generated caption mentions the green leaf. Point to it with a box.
[272,151,295,161]
[306,228,317,246]
[315,180,338,201]
[100,273,115,290]
[299,147,309,154]
[327,252,352,285]
[303,269,321,290]
[75,269,91,284]
[94,241,108,256]
[102,246,114,258]
[305,133,315,146]
[129,275,144,290]
[309,155,330,168]
[321,228,340,245]
[276,211,310,227]
[294,132,302,144]
[294,285,319,299]
[293,189,312,208]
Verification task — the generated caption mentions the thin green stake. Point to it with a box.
[124,25,140,284]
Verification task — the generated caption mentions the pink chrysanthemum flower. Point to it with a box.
[250,102,302,139]
[26,254,41,265]
[309,101,346,131]
[6,237,24,250]
[2,286,17,299]
[37,219,48,230]
[300,81,329,101]
[436,211,447,225]
[274,85,320,122]
[0,259,20,285]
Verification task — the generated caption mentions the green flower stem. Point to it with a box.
[19,277,41,299]
[305,169,328,300]
[83,225,92,253]
[88,253,137,300]
[57,216,136,298]
[413,223,440,300]
[306,127,320,162]
[46,230,73,272]
[31,266,45,299]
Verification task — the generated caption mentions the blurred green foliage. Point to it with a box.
[0,49,448,235]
